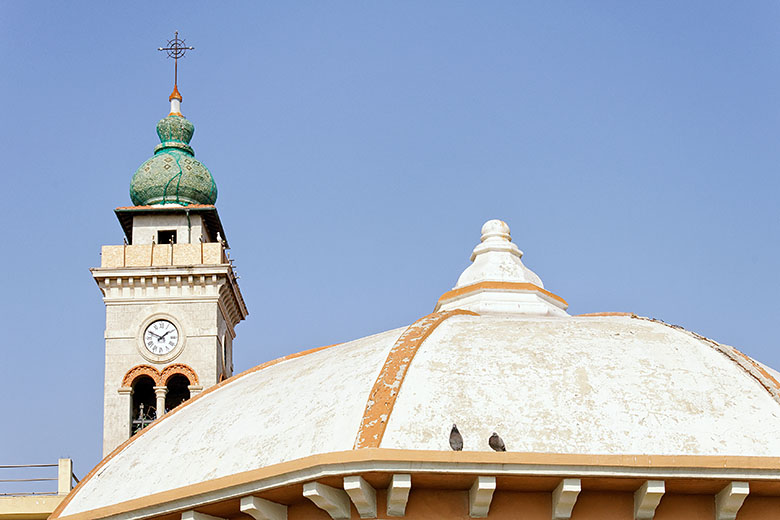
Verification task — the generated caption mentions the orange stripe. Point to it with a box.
[731,348,780,391]
[115,204,215,210]
[354,309,477,449]
[53,448,780,520]
[577,312,636,317]
[437,281,568,307]
[632,315,780,406]
[50,341,342,520]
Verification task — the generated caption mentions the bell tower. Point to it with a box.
[92,38,247,456]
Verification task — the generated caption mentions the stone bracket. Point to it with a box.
[239,496,287,520]
[387,473,412,517]
[634,480,665,519]
[181,511,224,520]
[344,476,377,518]
[469,476,496,518]
[715,481,749,520]
[303,481,351,520]
[552,478,581,520]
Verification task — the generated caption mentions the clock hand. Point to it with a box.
[160,330,173,340]
[148,331,162,340]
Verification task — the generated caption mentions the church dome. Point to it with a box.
[57,219,780,518]
[129,88,217,206]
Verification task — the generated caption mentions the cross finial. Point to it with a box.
[158,31,194,88]
[158,31,194,111]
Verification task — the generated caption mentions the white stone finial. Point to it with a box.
[480,219,511,242]
[470,219,519,262]
[169,84,183,115]
[170,97,182,115]
[434,219,568,316]
[461,219,538,286]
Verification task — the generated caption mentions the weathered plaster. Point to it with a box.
[381,315,780,455]
[60,314,780,517]
[62,328,403,516]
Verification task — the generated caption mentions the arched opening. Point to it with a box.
[165,374,191,413]
[131,375,156,435]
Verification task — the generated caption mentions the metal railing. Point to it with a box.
[0,459,78,496]
[131,402,156,434]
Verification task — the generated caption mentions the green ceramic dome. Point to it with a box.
[130,113,217,206]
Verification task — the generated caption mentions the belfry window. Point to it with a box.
[165,374,190,413]
[157,230,177,244]
[131,376,156,434]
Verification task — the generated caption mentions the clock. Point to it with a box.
[143,319,179,356]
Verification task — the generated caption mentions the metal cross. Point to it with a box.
[158,31,194,86]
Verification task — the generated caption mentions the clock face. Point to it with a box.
[143,319,179,356]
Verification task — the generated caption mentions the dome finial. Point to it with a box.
[129,34,216,207]
[158,31,194,116]
[434,219,568,316]
[168,84,183,115]
[468,219,525,264]
[480,219,511,242]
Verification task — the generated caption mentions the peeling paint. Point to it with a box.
[353,309,478,449]
[381,315,780,456]
[60,326,404,516]
[60,313,780,518]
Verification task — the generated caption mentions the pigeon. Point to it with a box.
[489,432,506,452]
[449,424,463,451]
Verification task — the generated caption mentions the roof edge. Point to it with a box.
[632,316,780,408]
[53,448,780,520]
[51,340,343,520]
[114,205,229,248]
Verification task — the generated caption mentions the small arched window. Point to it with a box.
[131,376,156,434]
[164,374,191,413]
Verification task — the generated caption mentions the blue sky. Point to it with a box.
[2,2,780,486]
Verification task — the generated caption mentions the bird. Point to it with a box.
[449,424,463,451]
[489,432,506,452]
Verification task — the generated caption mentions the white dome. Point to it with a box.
[58,220,780,518]
[60,313,780,516]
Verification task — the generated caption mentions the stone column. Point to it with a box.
[189,385,204,397]
[57,458,73,495]
[117,387,133,437]
[154,386,168,419]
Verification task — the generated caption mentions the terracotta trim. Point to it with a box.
[53,448,780,520]
[437,281,568,307]
[168,84,182,102]
[704,338,780,402]
[577,312,636,317]
[160,363,199,385]
[51,341,343,520]
[354,310,478,449]
[632,316,780,407]
[115,204,216,210]
[121,365,162,387]
[731,348,780,390]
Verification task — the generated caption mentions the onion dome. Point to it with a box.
[129,87,217,206]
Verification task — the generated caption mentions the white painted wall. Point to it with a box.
[131,214,208,245]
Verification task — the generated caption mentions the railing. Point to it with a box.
[131,403,156,434]
[0,459,78,496]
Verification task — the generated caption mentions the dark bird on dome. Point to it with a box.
[449,424,463,451]
[489,432,506,452]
